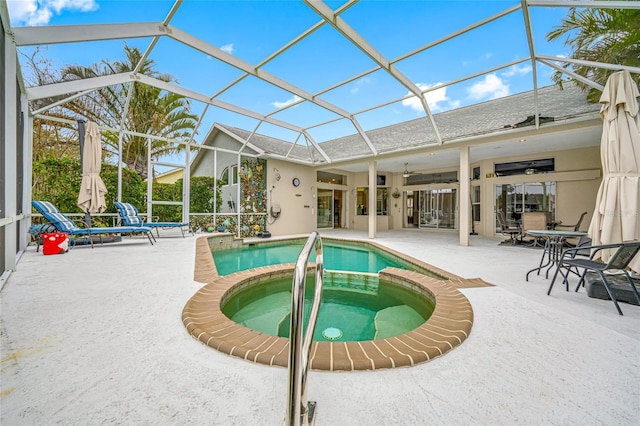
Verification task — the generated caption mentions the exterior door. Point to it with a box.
[494,182,556,232]
[418,188,457,229]
[317,189,333,228]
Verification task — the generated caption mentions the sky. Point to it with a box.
[7,0,571,167]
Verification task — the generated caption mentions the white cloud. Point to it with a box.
[273,95,302,109]
[7,0,98,26]
[467,74,509,100]
[462,52,493,68]
[350,76,373,94]
[402,82,450,113]
[501,63,532,78]
[220,44,234,54]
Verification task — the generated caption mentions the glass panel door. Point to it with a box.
[438,188,457,229]
[405,191,417,228]
[418,188,457,229]
[317,189,333,228]
[495,182,556,231]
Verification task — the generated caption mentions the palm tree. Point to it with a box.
[546,7,640,102]
[61,45,197,179]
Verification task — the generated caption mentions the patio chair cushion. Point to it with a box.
[114,202,189,237]
[32,201,80,233]
[116,202,144,226]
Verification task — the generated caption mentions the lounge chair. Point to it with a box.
[548,241,640,315]
[32,200,154,248]
[114,201,189,238]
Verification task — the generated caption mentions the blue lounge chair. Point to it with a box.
[114,201,189,238]
[32,200,154,247]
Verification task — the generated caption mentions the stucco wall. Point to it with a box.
[266,159,317,236]
[477,145,601,236]
[191,128,602,239]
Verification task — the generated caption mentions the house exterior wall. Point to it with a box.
[266,159,317,236]
[350,170,393,231]
[194,127,602,240]
[477,145,601,237]
[340,145,600,237]
[155,169,183,184]
[191,133,247,214]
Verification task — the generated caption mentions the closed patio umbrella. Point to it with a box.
[587,70,640,273]
[77,121,108,217]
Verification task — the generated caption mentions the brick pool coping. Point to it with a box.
[183,235,493,371]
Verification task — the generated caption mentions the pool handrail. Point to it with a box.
[286,232,323,426]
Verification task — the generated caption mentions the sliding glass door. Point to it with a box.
[317,189,344,229]
[317,189,333,228]
[495,182,556,229]
[417,188,457,229]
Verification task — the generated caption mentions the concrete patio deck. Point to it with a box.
[1,229,638,425]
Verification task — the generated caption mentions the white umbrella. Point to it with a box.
[77,121,108,214]
[587,70,640,272]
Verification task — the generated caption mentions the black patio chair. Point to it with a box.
[548,241,640,315]
[555,211,588,232]
[497,211,522,245]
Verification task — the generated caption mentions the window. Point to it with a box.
[472,166,481,181]
[356,187,388,216]
[472,186,481,221]
[494,158,554,177]
[406,170,458,185]
[317,171,347,185]
[220,165,238,186]
[495,182,556,227]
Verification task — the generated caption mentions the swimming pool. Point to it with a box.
[182,245,478,371]
[222,272,435,342]
[211,238,443,277]
[184,235,483,371]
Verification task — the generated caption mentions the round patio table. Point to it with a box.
[525,229,588,282]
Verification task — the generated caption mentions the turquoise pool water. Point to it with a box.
[221,273,434,342]
[212,241,419,276]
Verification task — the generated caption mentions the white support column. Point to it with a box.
[116,82,134,203]
[213,150,218,225]
[236,154,241,239]
[183,144,190,224]
[459,147,470,246]
[21,99,33,251]
[3,28,18,273]
[368,160,377,239]
[146,138,152,222]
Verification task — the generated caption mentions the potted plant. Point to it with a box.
[392,189,401,199]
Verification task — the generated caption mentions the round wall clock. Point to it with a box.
[292,177,300,187]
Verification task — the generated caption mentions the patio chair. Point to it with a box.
[547,241,640,315]
[114,201,190,238]
[545,236,592,287]
[554,211,588,232]
[497,211,522,245]
[32,200,154,248]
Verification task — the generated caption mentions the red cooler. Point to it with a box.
[42,232,69,255]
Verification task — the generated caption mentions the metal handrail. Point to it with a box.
[286,232,323,426]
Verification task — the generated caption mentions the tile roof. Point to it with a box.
[208,82,601,164]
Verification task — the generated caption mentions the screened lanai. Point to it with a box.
[1,0,639,283]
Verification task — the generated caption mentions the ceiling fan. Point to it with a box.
[402,162,417,178]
